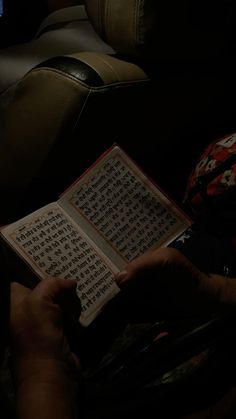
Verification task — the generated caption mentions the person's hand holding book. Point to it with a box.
[116,248,236,319]
[10,278,83,419]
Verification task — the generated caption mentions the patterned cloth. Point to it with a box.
[185,132,236,206]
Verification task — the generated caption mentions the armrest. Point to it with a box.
[0,52,150,221]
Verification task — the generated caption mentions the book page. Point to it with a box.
[59,145,191,263]
[1,203,119,326]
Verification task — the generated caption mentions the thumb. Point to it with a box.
[32,278,78,303]
[115,269,129,287]
[11,282,31,307]
[34,278,81,319]
[115,263,142,288]
[114,266,144,295]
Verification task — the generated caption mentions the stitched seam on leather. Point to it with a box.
[133,0,138,50]
[98,0,102,36]
[70,78,149,134]
[32,68,92,89]
[100,0,106,40]
[93,79,150,90]
[105,0,110,43]
[0,80,20,96]
[31,67,149,89]
[91,54,121,81]
[135,0,142,50]
[140,0,144,45]
[72,88,92,131]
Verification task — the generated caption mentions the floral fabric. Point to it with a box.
[186,132,236,206]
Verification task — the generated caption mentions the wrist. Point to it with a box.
[201,273,236,314]
[13,357,81,389]
[216,275,236,312]
[14,359,83,419]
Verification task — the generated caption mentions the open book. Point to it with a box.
[1,145,191,326]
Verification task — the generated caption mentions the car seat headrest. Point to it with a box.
[85,0,234,64]
[85,0,158,59]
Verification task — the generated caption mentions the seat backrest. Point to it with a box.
[85,0,235,65]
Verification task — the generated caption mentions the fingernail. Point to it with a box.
[115,270,128,285]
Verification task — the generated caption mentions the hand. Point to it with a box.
[116,248,233,320]
[10,278,81,380]
[10,279,83,419]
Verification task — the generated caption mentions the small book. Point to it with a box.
[1,145,191,326]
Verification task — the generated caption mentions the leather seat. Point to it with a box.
[0,1,151,223]
[0,4,114,94]
[0,0,235,224]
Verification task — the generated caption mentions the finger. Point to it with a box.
[10,282,31,307]
[35,279,82,324]
[115,249,165,286]
[116,248,189,287]
[32,278,78,303]
[71,352,81,372]
[127,248,180,273]
[115,269,128,286]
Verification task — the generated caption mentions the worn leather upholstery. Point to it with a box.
[0,50,149,222]
[0,5,114,94]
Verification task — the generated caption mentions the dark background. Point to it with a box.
[0,0,81,48]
